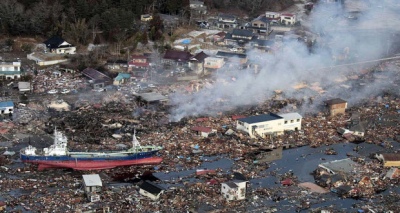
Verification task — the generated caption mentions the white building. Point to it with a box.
[0,101,14,115]
[82,174,102,202]
[265,11,280,19]
[236,113,302,138]
[279,112,302,131]
[0,61,21,80]
[221,180,248,201]
[280,13,296,25]
[204,57,225,69]
[139,181,165,200]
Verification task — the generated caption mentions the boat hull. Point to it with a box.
[23,157,163,171]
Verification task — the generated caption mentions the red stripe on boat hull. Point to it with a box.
[24,157,163,171]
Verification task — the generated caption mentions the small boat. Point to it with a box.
[20,129,163,170]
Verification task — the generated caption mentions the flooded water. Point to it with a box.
[153,141,400,212]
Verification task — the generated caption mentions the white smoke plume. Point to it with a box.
[170,0,400,121]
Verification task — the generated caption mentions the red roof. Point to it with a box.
[128,61,149,67]
[191,126,212,133]
[196,117,209,122]
[214,32,226,37]
[232,115,246,120]
[281,178,294,186]
[281,13,295,17]
[131,55,147,59]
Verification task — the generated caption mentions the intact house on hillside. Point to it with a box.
[280,13,297,25]
[129,55,150,70]
[216,14,238,29]
[248,15,271,39]
[236,113,302,138]
[204,57,225,73]
[265,11,281,24]
[221,180,248,201]
[216,51,248,66]
[139,181,165,200]
[324,98,347,116]
[224,29,255,46]
[43,36,76,54]
[106,59,128,71]
[189,51,209,75]
[141,14,153,22]
[162,49,193,69]
[82,68,112,89]
[190,0,207,20]
[0,60,21,80]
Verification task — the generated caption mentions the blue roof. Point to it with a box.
[115,73,131,81]
[0,101,14,108]
[238,113,282,124]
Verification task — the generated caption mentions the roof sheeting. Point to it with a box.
[163,49,193,62]
[136,93,168,102]
[319,158,359,174]
[82,174,102,187]
[238,113,283,124]
[139,181,165,195]
[278,112,302,121]
[82,68,111,81]
[191,126,212,133]
[324,98,347,105]
[0,101,13,108]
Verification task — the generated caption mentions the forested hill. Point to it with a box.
[0,0,293,46]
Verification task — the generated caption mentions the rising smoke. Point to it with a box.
[170,0,400,121]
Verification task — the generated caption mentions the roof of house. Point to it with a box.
[232,29,254,37]
[349,122,366,133]
[82,68,111,81]
[44,36,72,49]
[115,73,131,81]
[163,49,193,62]
[381,153,400,161]
[216,51,247,59]
[214,32,226,37]
[278,112,302,121]
[0,101,13,108]
[106,59,127,64]
[136,93,168,102]
[132,55,148,59]
[139,181,165,195]
[237,113,283,124]
[191,126,213,133]
[324,98,347,105]
[218,14,236,20]
[252,15,271,24]
[190,0,204,5]
[223,181,238,188]
[233,172,247,181]
[281,13,295,17]
[252,39,275,47]
[191,51,209,62]
[319,158,359,174]
[82,174,102,187]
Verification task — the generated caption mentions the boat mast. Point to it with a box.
[132,129,141,149]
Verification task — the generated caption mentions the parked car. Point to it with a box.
[47,89,58,94]
[61,89,70,94]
